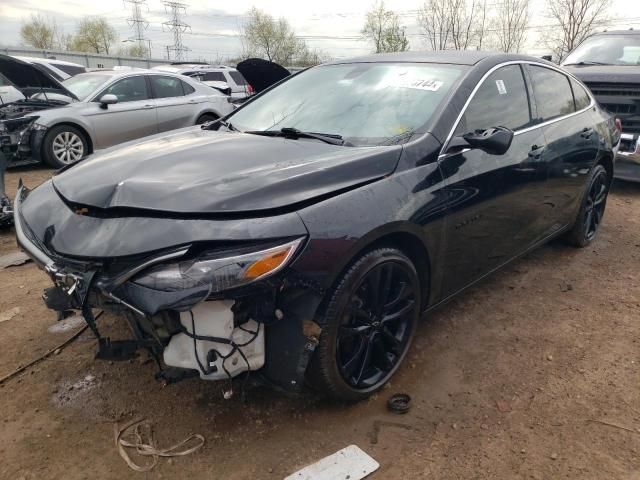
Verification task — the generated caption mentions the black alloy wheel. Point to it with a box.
[308,248,421,401]
[564,164,609,248]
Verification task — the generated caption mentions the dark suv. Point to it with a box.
[563,30,640,181]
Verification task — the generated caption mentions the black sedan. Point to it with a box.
[15,52,619,401]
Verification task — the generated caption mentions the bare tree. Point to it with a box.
[496,0,530,52]
[546,0,611,61]
[418,0,486,50]
[418,0,453,50]
[20,14,59,49]
[71,17,118,54]
[361,1,410,53]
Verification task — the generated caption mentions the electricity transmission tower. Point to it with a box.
[124,0,151,58]
[162,1,191,61]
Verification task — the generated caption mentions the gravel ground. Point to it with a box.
[0,166,638,480]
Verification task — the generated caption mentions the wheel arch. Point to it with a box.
[597,153,614,187]
[42,122,94,156]
[324,223,433,311]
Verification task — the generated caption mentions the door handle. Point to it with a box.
[580,127,594,139]
[528,145,545,160]
[143,104,154,109]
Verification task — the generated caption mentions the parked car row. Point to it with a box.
[0,55,234,168]
[14,51,621,401]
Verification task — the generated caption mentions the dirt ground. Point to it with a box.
[0,166,639,480]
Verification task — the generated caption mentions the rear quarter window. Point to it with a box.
[228,71,247,86]
[528,65,576,122]
[571,79,592,110]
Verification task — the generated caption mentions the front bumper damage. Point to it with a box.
[15,184,324,392]
[0,113,50,166]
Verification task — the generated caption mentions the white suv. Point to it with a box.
[151,63,253,99]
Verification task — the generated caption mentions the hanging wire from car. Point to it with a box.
[185,310,260,399]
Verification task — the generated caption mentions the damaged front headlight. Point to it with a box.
[132,238,304,293]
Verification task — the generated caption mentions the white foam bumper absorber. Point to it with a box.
[162,300,265,380]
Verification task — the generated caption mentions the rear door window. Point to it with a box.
[55,64,86,76]
[456,64,532,134]
[150,75,185,98]
[528,65,576,121]
[203,72,226,82]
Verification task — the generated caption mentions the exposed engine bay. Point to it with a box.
[0,55,74,166]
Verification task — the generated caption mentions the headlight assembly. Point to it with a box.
[2,116,39,134]
[132,238,304,293]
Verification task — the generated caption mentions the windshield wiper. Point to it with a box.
[245,127,347,146]
[563,61,612,66]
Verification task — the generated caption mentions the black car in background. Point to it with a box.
[15,52,619,401]
[563,30,640,181]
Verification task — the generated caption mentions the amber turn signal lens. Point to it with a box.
[244,247,291,280]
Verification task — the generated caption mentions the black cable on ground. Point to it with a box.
[0,310,104,386]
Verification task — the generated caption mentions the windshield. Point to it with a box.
[564,35,640,66]
[228,63,466,146]
[63,73,113,100]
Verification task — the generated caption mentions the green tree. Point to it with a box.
[242,7,304,65]
[71,17,117,54]
[20,14,58,49]
[361,1,410,53]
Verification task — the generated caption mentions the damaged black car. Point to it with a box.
[15,52,619,401]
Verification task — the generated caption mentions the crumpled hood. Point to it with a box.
[564,65,640,84]
[52,127,402,215]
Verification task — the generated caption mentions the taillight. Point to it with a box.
[247,84,255,95]
[615,118,622,132]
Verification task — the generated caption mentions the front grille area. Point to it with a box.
[602,103,637,114]
[583,82,640,134]
[584,82,640,97]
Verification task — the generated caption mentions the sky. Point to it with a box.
[1,0,639,62]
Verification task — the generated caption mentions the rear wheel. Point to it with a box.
[42,125,88,169]
[196,113,219,125]
[563,164,609,247]
[307,248,420,402]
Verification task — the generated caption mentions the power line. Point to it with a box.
[124,0,151,58]
[162,1,191,60]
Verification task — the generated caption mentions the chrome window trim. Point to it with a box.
[439,60,596,157]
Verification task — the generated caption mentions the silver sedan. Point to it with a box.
[31,70,234,168]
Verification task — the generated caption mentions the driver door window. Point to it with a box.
[456,65,532,135]
[98,75,149,102]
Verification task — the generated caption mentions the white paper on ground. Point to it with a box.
[284,445,379,480]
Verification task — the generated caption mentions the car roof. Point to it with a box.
[13,56,85,68]
[325,51,549,66]
[591,29,640,36]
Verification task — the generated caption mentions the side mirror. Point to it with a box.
[462,126,514,155]
[99,94,118,108]
[203,81,232,96]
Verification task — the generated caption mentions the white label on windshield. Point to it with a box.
[496,79,507,95]
[401,79,444,91]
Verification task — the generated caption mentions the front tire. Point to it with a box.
[196,113,219,125]
[42,125,88,169]
[307,248,421,402]
[563,164,609,248]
